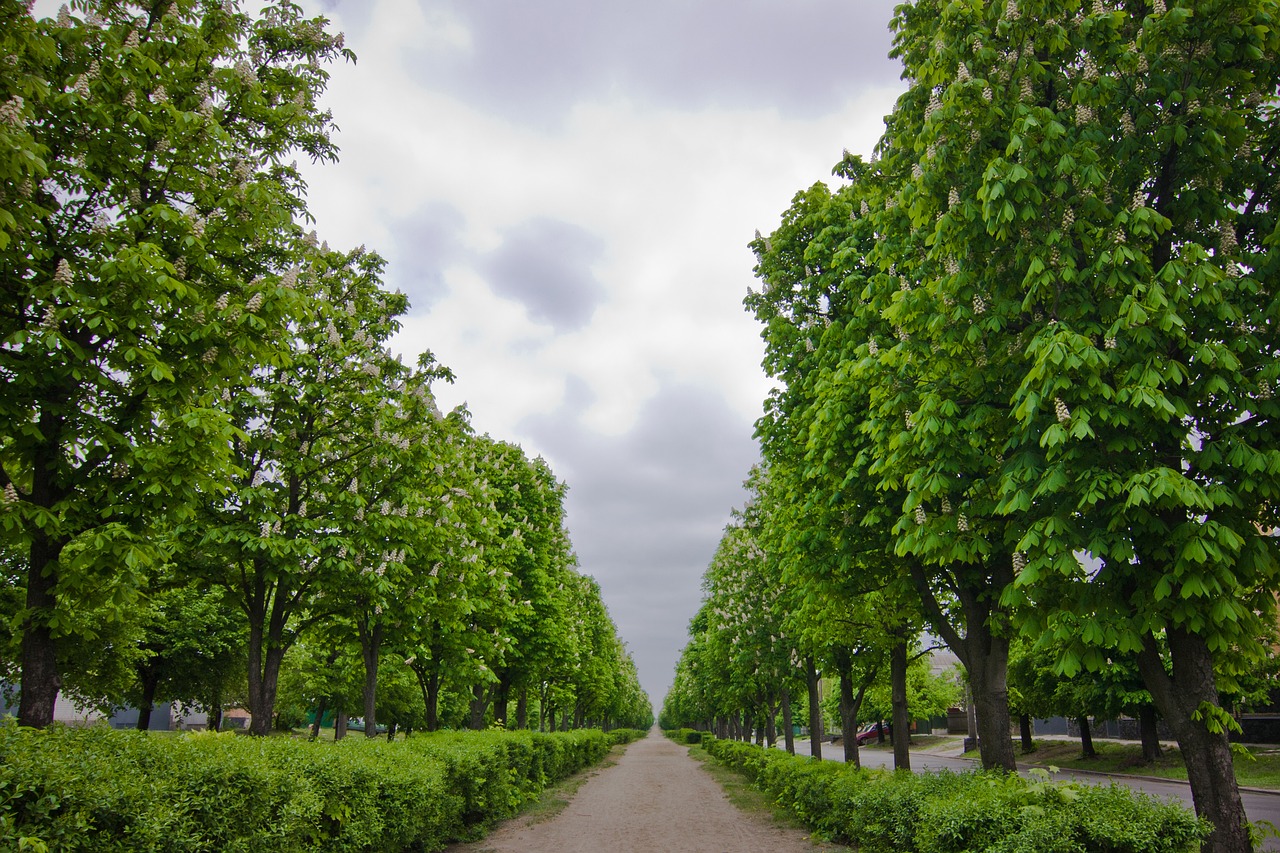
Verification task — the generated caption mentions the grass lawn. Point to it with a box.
[991,738,1280,790]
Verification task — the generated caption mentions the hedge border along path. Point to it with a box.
[703,737,1211,853]
[0,722,647,852]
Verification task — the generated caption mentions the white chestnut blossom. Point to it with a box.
[1054,397,1071,423]
[0,96,25,126]
[53,259,73,286]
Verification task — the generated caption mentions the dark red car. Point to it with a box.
[854,721,887,745]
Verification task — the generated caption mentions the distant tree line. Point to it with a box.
[0,0,652,739]
[665,2,1278,852]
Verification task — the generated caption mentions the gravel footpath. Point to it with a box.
[446,729,844,853]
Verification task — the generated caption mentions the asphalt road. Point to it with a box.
[784,737,1280,851]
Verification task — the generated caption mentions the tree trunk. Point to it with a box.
[910,561,1016,772]
[334,708,348,740]
[245,563,292,737]
[1137,627,1251,853]
[208,683,223,732]
[469,683,488,730]
[742,709,754,743]
[1019,714,1035,753]
[386,721,397,742]
[837,667,862,769]
[359,618,383,738]
[763,697,777,748]
[1077,716,1096,759]
[782,686,795,755]
[1138,704,1163,762]
[135,666,159,732]
[516,686,528,730]
[891,637,911,771]
[968,654,1016,771]
[18,533,63,729]
[310,694,329,740]
[806,657,823,760]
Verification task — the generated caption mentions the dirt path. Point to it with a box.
[446,730,843,853]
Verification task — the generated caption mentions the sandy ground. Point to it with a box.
[445,730,844,853]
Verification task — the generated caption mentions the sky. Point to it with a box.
[286,0,910,708]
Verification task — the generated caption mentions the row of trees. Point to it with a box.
[670,1,1277,851]
[0,0,651,738]
[661,469,960,772]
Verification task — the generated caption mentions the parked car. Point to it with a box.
[855,721,887,745]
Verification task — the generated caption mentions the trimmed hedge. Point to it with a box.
[662,727,706,744]
[703,738,1209,853]
[0,723,617,852]
[605,728,648,745]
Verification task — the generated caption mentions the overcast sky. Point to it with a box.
[290,0,908,707]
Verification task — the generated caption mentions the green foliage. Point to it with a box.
[605,728,648,745]
[662,727,705,744]
[0,723,613,852]
[703,739,1207,853]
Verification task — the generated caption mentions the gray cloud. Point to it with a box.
[398,0,904,123]
[479,218,606,331]
[522,379,759,704]
[389,202,468,310]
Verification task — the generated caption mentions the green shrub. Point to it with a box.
[606,728,647,745]
[700,741,1209,853]
[0,723,618,852]
[662,727,706,744]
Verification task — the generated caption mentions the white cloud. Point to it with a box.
[296,2,906,702]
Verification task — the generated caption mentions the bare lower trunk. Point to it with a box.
[891,638,911,771]
[1137,627,1251,853]
[245,564,293,737]
[837,669,862,768]
[806,657,823,760]
[968,654,1016,771]
[763,698,777,747]
[1078,716,1096,758]
[18,534,63,729]
[207,683,223,732]
[469,683,488,730]
[1138,704,1163,762]
[334,709,348,740]
[310,694,328,740]
[1019,714,1035,753]
[359,618,383,738]
[136,667,159,731]
[516,687,528,730]
[911,560,1016,772]
[782,687,795,755]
